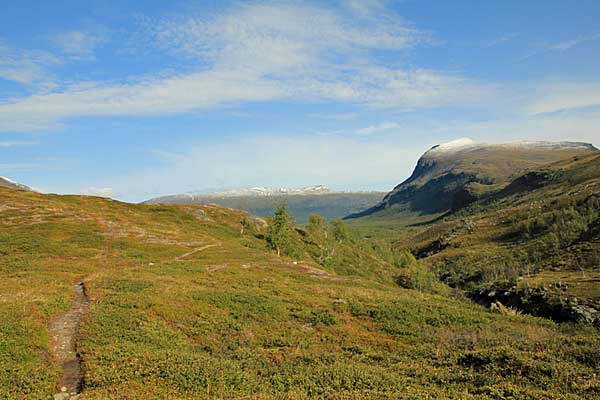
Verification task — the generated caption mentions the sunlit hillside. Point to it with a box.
[1,186,599,399]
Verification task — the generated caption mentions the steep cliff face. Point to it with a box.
[347,138,598,219]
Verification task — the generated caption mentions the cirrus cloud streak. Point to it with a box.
[0,1,489,132]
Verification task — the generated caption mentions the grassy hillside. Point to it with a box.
[2,187,600,399]
[394,152,600,324]
[145,192,385,224]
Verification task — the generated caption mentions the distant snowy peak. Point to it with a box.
[426,138,596,157]
[202,185,332,198]
[0,176,31,191]
[174,185,336,199]
[145,185,386,204]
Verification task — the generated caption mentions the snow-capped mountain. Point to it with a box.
[0,176,31,191]
[347,138,598,219]
[426,137,596,156]
[147,185,381,202]
[187,185,333,198]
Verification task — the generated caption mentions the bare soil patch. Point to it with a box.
[49,280,90,399]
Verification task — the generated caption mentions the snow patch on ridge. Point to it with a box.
[0,176,31,190]
[497,141,597,151]
[427,137,479,154]
[0,176,18,185]
[426,138,596,156]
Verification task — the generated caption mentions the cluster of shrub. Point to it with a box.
[242,202,445,294]
[508,194,599,265]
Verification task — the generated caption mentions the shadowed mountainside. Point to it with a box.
[346,138,597,220]
[398,151,600,325]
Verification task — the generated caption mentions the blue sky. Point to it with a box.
[1,0,599,201]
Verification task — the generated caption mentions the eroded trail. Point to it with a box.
[173,242,222,262]
[49,280,90,399]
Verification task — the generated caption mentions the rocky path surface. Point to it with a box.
[49,280,90,399]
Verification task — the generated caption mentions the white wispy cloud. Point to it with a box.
[486,33,519,47]
[353,121,400,136]
[0,28,108,88]
[0,69,283,131]
[82,187,115,198]
[52,30,108,59]
[0,141,38,147]
[342,0,387,18]
[150,2,425,62]
[549,32,600,51]
[307,112,359,121]
[0,1,487,132]
[520,32,600,61]
[527,82,600,115]
[0,162,38,171]
[0,41,61,86]
[461,111,600,148]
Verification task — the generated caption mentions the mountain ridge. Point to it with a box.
[404,151,600,325]
[145,185,382,201]
[346,138,598,219]
[0,176,31,191]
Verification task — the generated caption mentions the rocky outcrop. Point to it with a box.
[474,283,600,328]
[496,171,551,197]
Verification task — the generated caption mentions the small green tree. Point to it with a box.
[393,251,446,294]
[268,202,293,257]
[306,213,329,262]
[240,217,252,236]
[395,251,417,268]
[308,214,327,233]
[330,220,351,243]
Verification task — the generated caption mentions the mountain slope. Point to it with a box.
[0,176,31,191]
[2,187,599,398]
[402,151,600,324]
[145,186,385,224]
[347,138,597,219]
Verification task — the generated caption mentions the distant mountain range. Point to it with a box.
[144,186,385,223]
[0,176,31,191]
[150,185,342,199]
[346,138,598,219]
